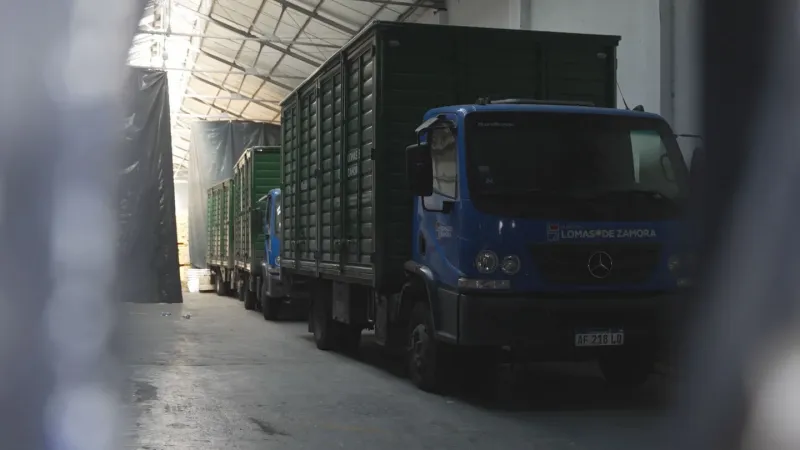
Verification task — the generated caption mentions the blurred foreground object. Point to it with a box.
[0,0,146,448]
[674,1,800,449]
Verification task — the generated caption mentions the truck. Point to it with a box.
[206,146,284,312]
[261,21,692,392]
[206,179,233,295]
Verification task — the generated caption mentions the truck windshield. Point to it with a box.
[464,111,688,220]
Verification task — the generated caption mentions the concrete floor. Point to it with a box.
[124,293,672,450]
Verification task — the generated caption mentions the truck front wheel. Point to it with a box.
[244,289,257,311]
[408,302,448,392]
[242,276,257,310]
[261,282,281,321]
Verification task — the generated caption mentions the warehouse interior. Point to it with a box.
[6,0,799,447]
[127,0,703,293]
[118,0,715,448]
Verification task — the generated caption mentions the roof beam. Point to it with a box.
[192,75,283,114]
[175,4,324,67]
[207,14,321,66]
[353,0,444,7]
[135,29,343,48]
[186,96,246,119]
[398,0,446,21]
[198,49,295,92]
[275,0,359,35]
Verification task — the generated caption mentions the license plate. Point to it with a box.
[574,329,624,347]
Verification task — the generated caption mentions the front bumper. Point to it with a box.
[435,288,679,358]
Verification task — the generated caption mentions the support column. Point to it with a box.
[508,0,532,30]
[436,9,448,25]
[659,0,675,125]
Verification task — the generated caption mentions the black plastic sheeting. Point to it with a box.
[119,68,183,303]
[188,121,281,268]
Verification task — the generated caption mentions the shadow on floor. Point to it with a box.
[300,333,671,413]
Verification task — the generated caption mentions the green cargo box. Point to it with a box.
[233,146,282,273]
[280,20,621,291]
[206,179,233,270]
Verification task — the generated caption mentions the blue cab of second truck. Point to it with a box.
[262,188,281,273]
[408,104,690,296]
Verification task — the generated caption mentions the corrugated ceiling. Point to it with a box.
[129,0,444,179]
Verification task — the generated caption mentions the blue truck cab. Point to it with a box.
[402,99,691,389]
[257,189,310,320]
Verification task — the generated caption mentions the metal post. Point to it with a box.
[673,1,800,449]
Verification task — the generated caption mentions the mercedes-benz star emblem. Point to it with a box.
[587,251,613,279]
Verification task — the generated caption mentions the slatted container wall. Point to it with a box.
[233,146,281,272]
[206,179,232,268]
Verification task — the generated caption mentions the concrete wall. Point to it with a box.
[671,0,703,158]
[415,0,703,156]
[415,0,513,27]
[530,0,661,115]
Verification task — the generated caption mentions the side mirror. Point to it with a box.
[406,143,433,197]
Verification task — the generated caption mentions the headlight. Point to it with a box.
[501,255,520,275]
[667,255,681,273]
[275,256,281,266]
[475,250,498,273]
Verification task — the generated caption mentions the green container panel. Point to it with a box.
[233,146,281,272]
[280,21,621,291]
[206,179,233,269]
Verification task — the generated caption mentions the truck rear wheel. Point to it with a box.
[312,295,337,351]
[337,324,362,355]
[215,272,227,296]
[408,302,448,392]
[236,281,245,302]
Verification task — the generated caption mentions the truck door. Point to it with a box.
[415,119,462,287]
[264,193,281,270]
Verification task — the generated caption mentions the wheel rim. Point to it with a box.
[410,323,429,375]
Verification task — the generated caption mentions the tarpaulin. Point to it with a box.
[187,121,280,267]
[119,67,183,303]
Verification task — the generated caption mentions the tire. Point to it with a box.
[261,289,281,322]
[337,324,362,355]
[244,288,257,310]
[236,281,245,302]
[243,276,256,310]
[598,352,654,388]
[312,293,337,351]
[407,302,448,392]
[215,272,227,296]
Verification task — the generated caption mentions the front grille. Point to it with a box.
[530,243,662,285]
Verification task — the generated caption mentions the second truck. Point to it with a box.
[207,146,298,314]
[259,21,692,392]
